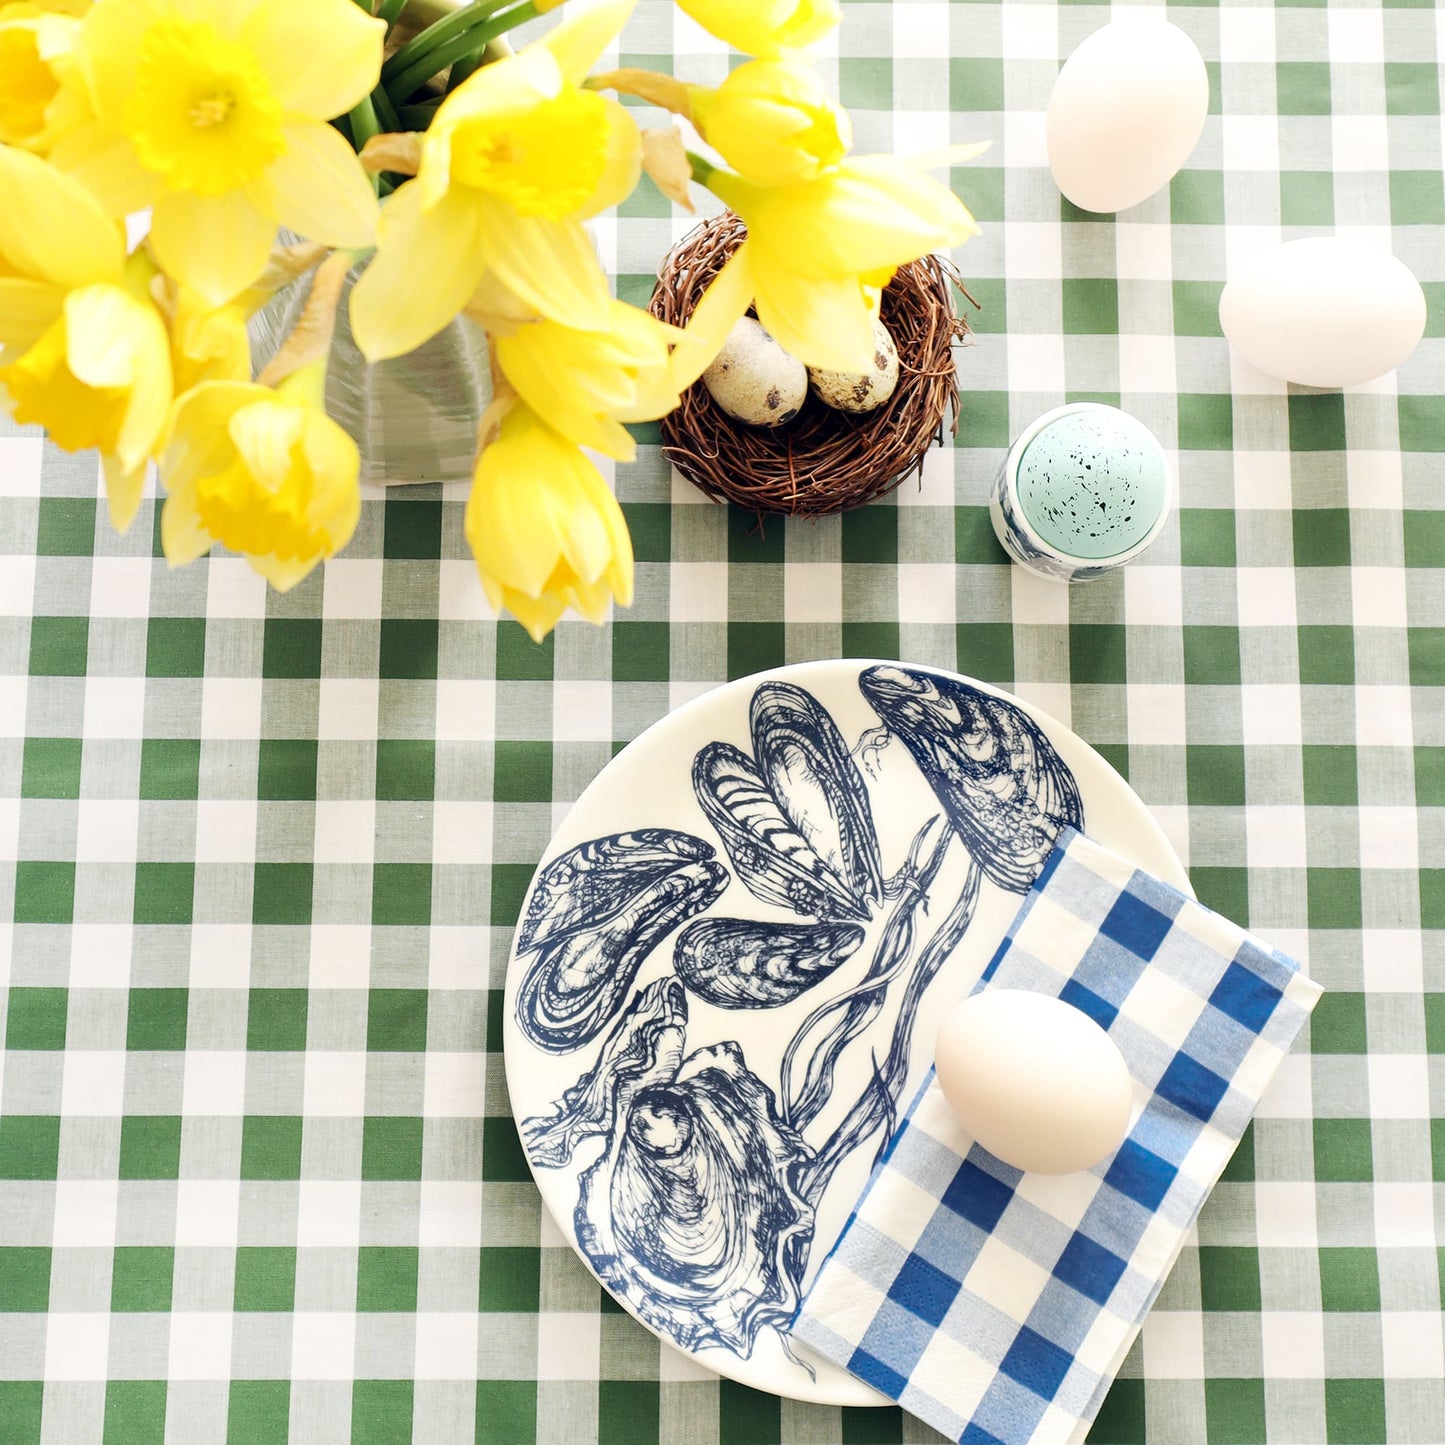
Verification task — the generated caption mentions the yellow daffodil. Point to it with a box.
[673,149,984,379]
[675,0,838,58]
[0,144,168,529]
[51,0,382,306]
[165,283,251,393]
[2,284,171,529]
[0,143,123,355]
[0,4,89,151]
[160,361,360,591]
[466,402,634,642]
[477,289,681,462]
[350,0,639,362]
[690,58,850,187]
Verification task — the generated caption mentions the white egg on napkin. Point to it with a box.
[934,989,1133,1175]
[1219,237,1427,389]
[1046,17,1209,214]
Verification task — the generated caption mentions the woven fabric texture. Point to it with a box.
[0,0,1441,1441]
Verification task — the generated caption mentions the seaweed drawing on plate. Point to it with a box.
[515,665,1085,1365]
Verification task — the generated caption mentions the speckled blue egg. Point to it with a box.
[1015,408,1168,560]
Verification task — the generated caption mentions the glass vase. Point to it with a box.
[248,257,492,487]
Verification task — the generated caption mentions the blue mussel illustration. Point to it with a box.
[517,667,1084,1363]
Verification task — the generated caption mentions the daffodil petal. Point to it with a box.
[667,243,753,390]
[430,46,563,132]
[159,483,216,566]
[64,283,171,470]
[496,324,637,460]
[750,264,876,373]
[495,586,566,644]
[268,120,378,249]
[240,0,383,119]
[744,157,978,280]
[228,396,305,487]
[246,550,320,593]
[47,123,162,218]
[904,140,992,171]
[101,452,148,535]
[299,409,360,549]
[74,0,166,124]
[150,189,276,308]
[541,0,635,85]
[578,95,642,220]
[476,203,610,331]
[0,278,66,353]
[349,184,486,362]
[0,143,125,286]
[162,380,261,491]
[575,463,634,602]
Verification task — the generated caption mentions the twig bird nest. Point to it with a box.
[650,211,973,518]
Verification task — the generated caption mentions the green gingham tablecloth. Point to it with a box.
[2,1,1443,1442]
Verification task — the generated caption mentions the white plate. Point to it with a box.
[503,661,1187,1405]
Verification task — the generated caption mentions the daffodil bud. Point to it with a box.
[466,403,633,642]
[690,59,850,187]
[487,297,682,462]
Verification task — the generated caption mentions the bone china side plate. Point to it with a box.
[502,661,1188,1406]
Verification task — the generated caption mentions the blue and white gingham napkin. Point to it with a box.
[792,826,1323,1445]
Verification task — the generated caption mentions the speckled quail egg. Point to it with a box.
[701,317,808,427]
[807,317,900,413]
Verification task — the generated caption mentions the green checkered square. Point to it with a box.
[234,1248,297,1312]
[110,1247,174,1312]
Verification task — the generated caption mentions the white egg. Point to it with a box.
[807,317,900,413]
[1220,237,1427,389]
[1047,18,1208,214]
[701,317,808,427]
[934,990,1133,1175]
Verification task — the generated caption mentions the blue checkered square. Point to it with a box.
[941,1156,1014,1233]
[999,1327,1073,1400]
[849,1345,909,1399]
[1210,957,1285,1034]
[1051,1232,1129,1306]
[1099,888,1174,959]
[1059,977,1118,1031]
[793,828,1321,1445]
[1156,1052,1232,1124]
[1103,1138,1178,1211]
[890,1252,962,1327]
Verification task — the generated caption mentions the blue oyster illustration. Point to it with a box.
[858,665,1083,893]
[523,980,814,1357]
[515,830,727,1054]
[674,918,865,1010]
[692,681,883,924]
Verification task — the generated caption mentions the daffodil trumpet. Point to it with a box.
[159,360,362,592]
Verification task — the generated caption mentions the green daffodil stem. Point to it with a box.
[380,0,508,86]
[686,150,717,187]
[377,0,409,29]
[348,95,383,190]
[369,83,402,134]
[446,49,484,90]
[384,1,538,101]
[385,1,539,101]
